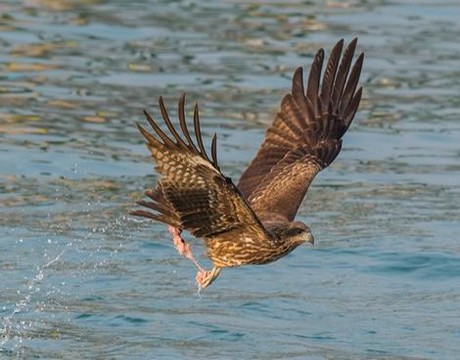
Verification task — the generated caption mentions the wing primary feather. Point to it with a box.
[130,209,180,227]
[145,188,161,201]
[136,199,171,215]
[344,86,363,130]
[339,52,364,118]
[331,37,358,113]
[158,96,188,149]
[178,93,200,154]
[291,67,305,98]
[307,48,324,117]
[193,102,212,163]
[305,97,316,123]
[136,122,161,146]
[319,38,343,112]
[211,133,219,170]
[142,110,176,147]
[129,209,163,221]
[291,67,308,117]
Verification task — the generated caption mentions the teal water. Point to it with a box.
[1,1,459,359]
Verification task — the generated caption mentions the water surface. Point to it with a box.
[1,0,460,359]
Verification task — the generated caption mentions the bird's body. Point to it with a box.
[204,221,309,267]
[131,38,364,288]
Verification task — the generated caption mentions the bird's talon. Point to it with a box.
[195,267,221,289]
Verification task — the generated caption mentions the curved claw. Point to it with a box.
[196,267,222,289]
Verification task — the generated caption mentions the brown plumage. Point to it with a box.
[131,38,364,288]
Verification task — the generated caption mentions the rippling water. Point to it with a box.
[1,0,459,359]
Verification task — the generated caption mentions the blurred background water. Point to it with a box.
[1,0,459,359]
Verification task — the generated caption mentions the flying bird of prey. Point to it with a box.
[131,38,364,289]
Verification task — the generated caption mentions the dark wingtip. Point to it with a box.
[142,109,156,129]
[211,133,220,170]
[177,93,200,154]
[135,121,144,132]
[344,86,363,131]
[135,120,157,145]
[317,47,325,59]
[129,209,144,217]
[291,66,304,94]
[142,107,176,147]
[129,209,159,220]
[355,52,365,69]
[336,38,345,48]
[306,48,325,116]
[293,66,303,78]
[179,92,186,105]
[193,101,212,162]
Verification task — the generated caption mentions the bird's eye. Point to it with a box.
[287,228,303,236]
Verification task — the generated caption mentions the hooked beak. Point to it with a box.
[306,232,315,246]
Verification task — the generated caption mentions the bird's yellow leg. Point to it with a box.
[168,225,204,272]
[196,267,222,289]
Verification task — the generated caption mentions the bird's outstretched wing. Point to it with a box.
[131,94,268,240]
[237,38,364,222]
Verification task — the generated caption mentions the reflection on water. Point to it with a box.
[1,0,460,358]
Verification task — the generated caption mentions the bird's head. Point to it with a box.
[283,221,314,246]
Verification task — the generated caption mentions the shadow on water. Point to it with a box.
[1,0,460,358]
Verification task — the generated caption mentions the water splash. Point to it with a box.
[0,249,66,352]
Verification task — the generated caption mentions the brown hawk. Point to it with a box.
[131,38,364,288]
